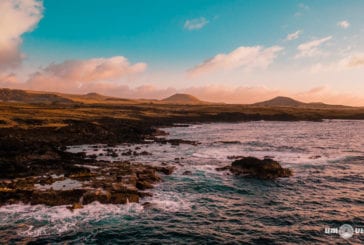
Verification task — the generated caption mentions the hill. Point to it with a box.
[253,96,305,107]
[0,88,74,104]
[0,88,356,108]
[252,96,351,109]
[161,93,204,104]
[62,92,133,103]
[0,88,143,105]
[80,92,108,100]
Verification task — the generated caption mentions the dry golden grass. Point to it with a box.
[0,100,363,129]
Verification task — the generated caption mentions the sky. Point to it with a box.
[0,0,364,105]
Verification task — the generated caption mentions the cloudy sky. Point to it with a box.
[1,0,364,105]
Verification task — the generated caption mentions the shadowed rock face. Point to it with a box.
[229,157,292,180]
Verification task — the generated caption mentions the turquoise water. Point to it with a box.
[1,120,363,244]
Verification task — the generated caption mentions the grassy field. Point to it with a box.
[0,97,363,207]
[0,101,363,129]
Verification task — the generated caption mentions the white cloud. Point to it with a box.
[311,53,364,72]
[184,17,209,31]
[188,45,284,76]
[298,3,309,10]
[183,85,364,106]
[286,30,302,41]
[0,73,22,88]
[41,56,146,82]
[183,85,280,104]
[337,20,350,29]
[295,36,332,58]
[295,86,364,106]
[26,56,147,92]
[128,84,363,106]
[1,75,364,106]
[295,3,309,17]
[344,53,364,67]
[0,0,43,71]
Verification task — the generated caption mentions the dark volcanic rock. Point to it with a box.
[0,153,174,207]
[136,181,154,190]
[155,138,199,146]
[82,189,112,204]
[215,166,231,172]
[155,166,175,175]
[229,157,292,180]
[31,190,86,206]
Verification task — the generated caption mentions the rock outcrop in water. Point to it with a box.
[217,157,292,180]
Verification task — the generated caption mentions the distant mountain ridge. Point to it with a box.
[0,88,355,108]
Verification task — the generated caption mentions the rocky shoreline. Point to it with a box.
[0,110,211,208]
[0,158,174,209]
[0,118,176,208]
[0,132,293,208]
[0,141,176,208]
[0,101,355,208]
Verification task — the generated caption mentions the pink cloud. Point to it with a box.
[295,86,364,106]
[40,56,147,82]
[24,56,147,92]
[0,0,43,71]
[0,73,22,88]
[183,85,280,104]
[1,73,364,106]
[337,20,350,29]
[184,85,364,106]
[295,36,332,58]
[188,45,283,76]
[311,53,364,72]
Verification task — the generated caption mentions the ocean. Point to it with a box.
[1,120,363,244]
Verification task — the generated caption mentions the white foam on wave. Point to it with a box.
[0,202,144,238]
[0,190,193,238]
[34,178,82,191]
[143,192,191,212]
[54,120,364,238]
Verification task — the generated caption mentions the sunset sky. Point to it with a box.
[1,0,364,105]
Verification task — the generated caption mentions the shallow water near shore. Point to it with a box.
[1,120,363,244]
